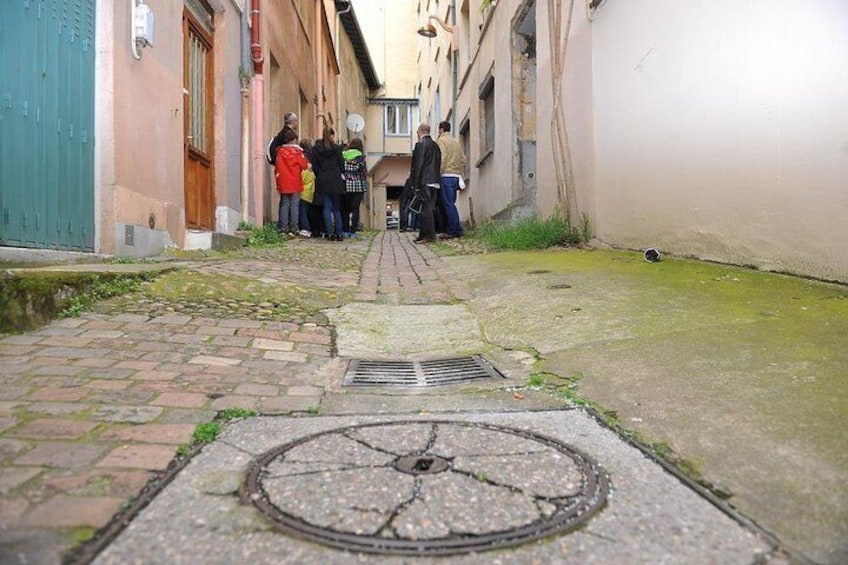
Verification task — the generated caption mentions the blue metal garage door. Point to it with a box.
[0,0,96,251]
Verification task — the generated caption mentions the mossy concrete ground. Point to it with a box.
[447,248,847,564]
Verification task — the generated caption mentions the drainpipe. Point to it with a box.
[335,0,352,136]
[240,10,251,224]
[250,0,266,223]
[450,0,457,132]
[315,3,325,133]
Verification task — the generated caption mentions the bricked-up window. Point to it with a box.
[479,73,495,158]
[385,104,412,136]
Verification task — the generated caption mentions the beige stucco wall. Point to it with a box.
[587,0,848,281]
[106,0,186,252]
[96,0,245,254]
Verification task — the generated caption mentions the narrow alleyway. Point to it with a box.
[2,232,844,563]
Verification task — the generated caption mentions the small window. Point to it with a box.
[479,74,495,157]
[385,104,412,136]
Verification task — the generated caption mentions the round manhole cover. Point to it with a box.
[242,420,609,555]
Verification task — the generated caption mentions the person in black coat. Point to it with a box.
[266,112,299,165]
[408,123,442,243]
[312,126,345,241]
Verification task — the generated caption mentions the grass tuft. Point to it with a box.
[474,213,591,251]
[245,224,287,247]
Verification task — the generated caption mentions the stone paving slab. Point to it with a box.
[93,411,775,564]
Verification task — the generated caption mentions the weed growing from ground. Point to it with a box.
[59,276,143,318]
[474,213,591,250]
[246,224,287,247]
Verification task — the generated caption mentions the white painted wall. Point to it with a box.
[589,0,848,281]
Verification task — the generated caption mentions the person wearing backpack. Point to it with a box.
[274,128,309,235]
[341,138,368,238]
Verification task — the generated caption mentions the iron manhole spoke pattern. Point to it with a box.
[242,421,610,556]
[344,355,505,387]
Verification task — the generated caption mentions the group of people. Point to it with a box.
[268,113,467,245]
[268,112,367,241]
[403,120,466,244]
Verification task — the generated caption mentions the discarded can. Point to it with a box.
[644,248,661,262]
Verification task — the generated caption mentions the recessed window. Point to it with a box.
[479,74,495,157]
[385,103,412,136]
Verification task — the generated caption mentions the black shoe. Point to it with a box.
[334,234,343,241]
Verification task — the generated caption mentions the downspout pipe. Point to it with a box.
[335,1,353,137]
[250,0,266,223]
[240,8,251,224]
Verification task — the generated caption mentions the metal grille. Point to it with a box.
[344,355,505,387]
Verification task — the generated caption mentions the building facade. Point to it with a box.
[416,0,848,282]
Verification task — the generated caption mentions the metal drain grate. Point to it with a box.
[344,355,505,387]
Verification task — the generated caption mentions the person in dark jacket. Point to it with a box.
[266,112,299,166]
[408,123,441,243]
[312,126,345,241]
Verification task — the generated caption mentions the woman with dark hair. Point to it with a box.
[342,137,368,237]
[311,127,345,241]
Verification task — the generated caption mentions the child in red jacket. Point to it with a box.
[275,128,309,235]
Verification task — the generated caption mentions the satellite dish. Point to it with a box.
[346,113,365,134]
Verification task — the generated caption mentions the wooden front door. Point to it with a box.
[183,6,214,230]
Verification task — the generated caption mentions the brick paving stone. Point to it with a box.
[136,342,176,352]
[196,326,237,336]
[157,409,216,425]
[84,368,136,380]
[32,365,87,376]
[37,336,95,347]
[218,319,262,329]
[210,395,257,411]
[99,424,195,445]
[31,327,85,337]
[44,469,151,498]
[87,390,157,405]
[92,406,163,424]
[263,350,309,363]
[189,355,242,366]
[109,314,150,323]
[211,336,252,347]
[233,383,279,397]
[150,315,193,325]
[0,345,37,356]
[259,395,321,413]
[133,381,189,394]
[73,357,118,368]
[15,443,107,468]
[24,402,90,416]
[285,385,324,396]
[140,352,189,363]
[0,467,42,495]
[294,343,333,357]
[80,320,123,330]
[152,392,208,409]
[170,334,213,345]
[84,379,133,391]
[251,338,295,351]
[7,419,98,440]
[52,319,87,328]
[236,328,286,339]
[26,388,89,402]
[114,360,160,371]
[32,347,110,359]
[97,444,176,470]
[217,347,263,360]
[133,370,181,381]
[0,335,43,345]
[0,439,30,463]
[0,497,30,526]
[24,494,125,528]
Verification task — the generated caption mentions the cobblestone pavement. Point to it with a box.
[0,231,472,564]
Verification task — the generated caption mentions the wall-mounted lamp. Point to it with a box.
[417,15,454,37]
[131,0,155,60]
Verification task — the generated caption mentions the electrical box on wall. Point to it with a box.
[134,3,155,47]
